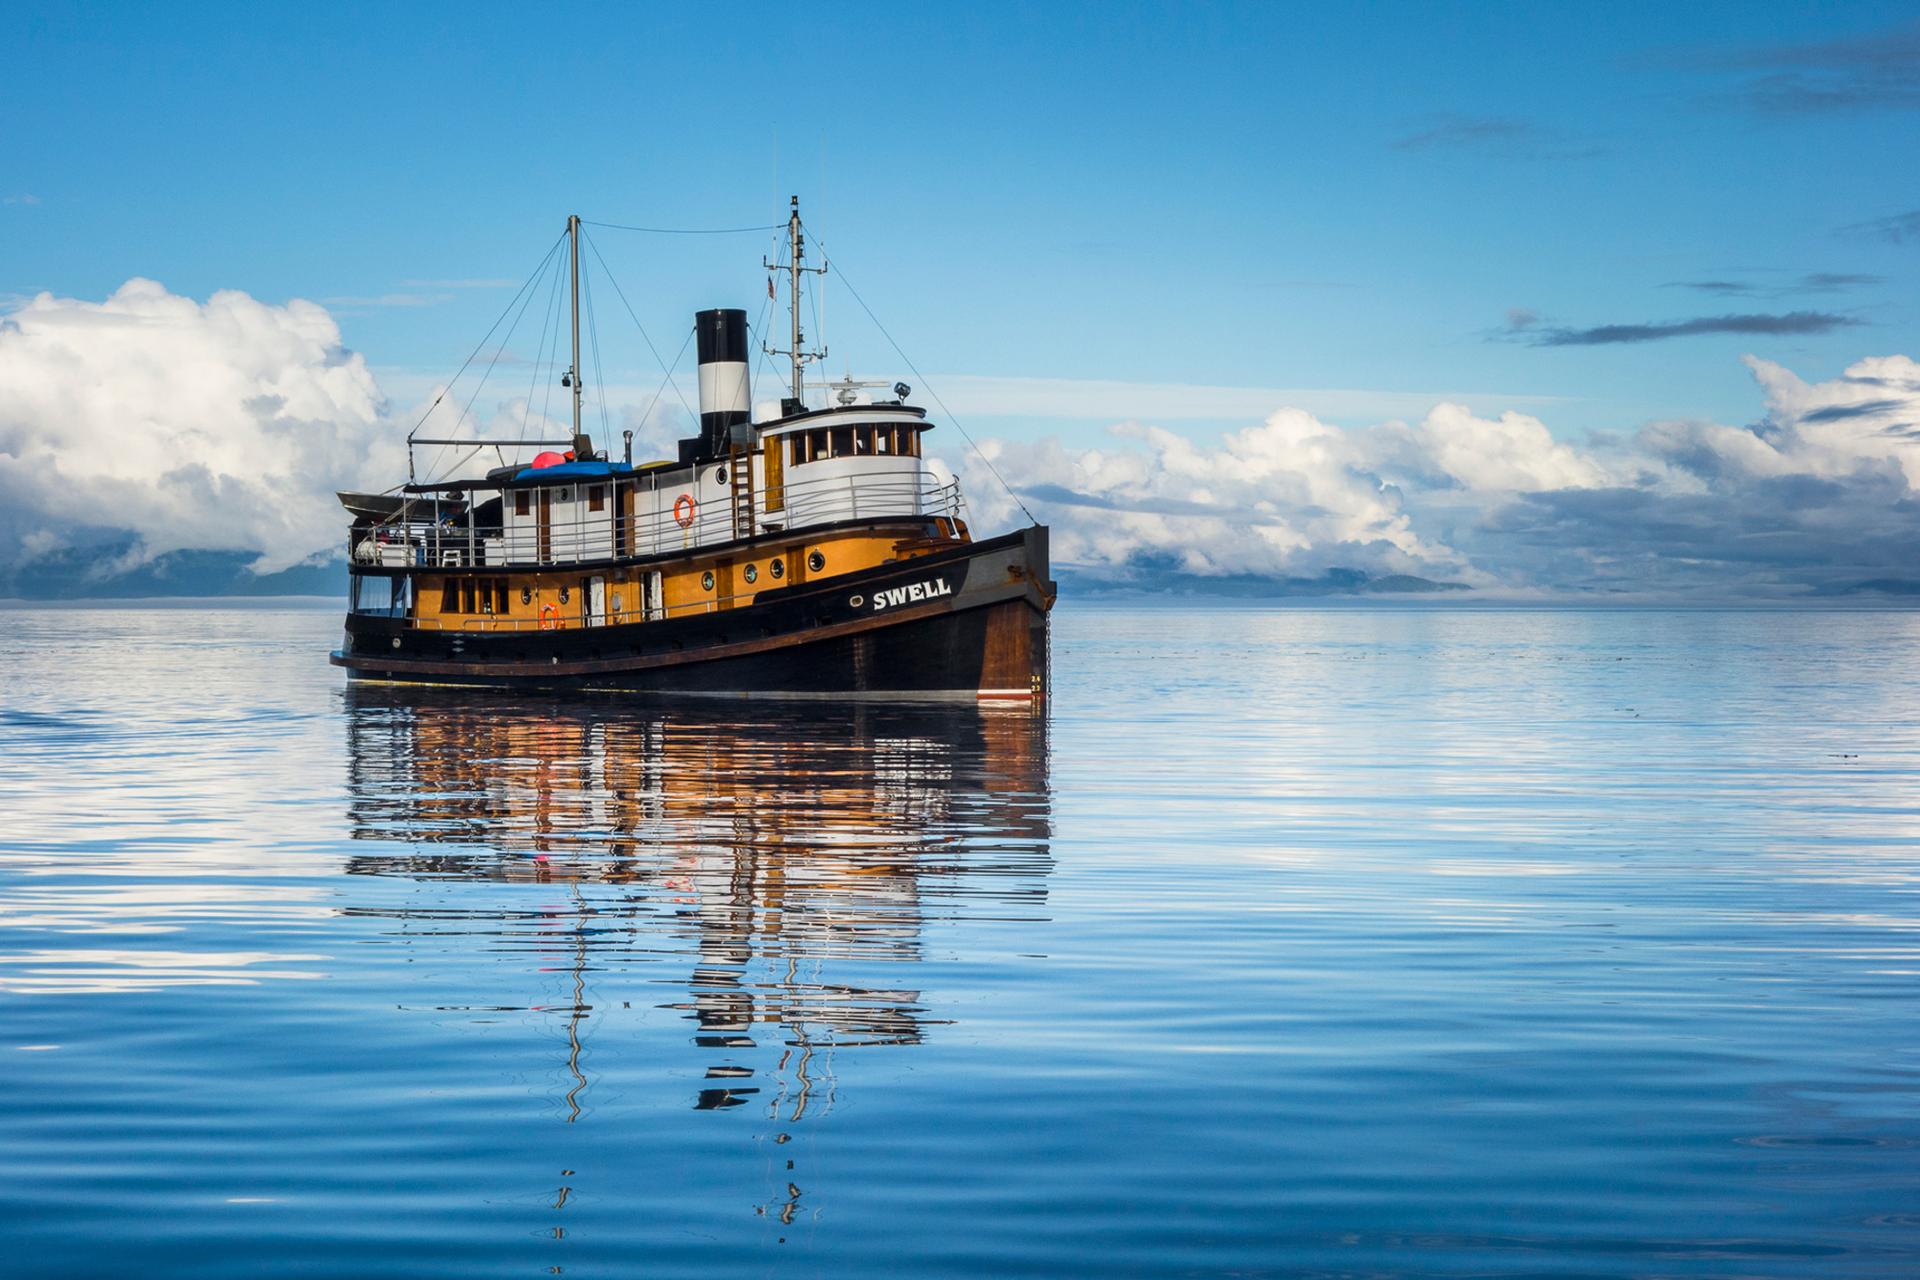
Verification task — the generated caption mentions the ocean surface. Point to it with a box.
[5,602,1920,1278]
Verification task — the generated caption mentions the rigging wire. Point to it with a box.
[404,230,566,487]
[519,241,568,461]
[537,245,565,442]
[434,249,553,482]
[580,228,695,422]
[636,324,696,454]
[801,225,1037,524]
[582,219,782,235]
[581,257,611,442]
[750,228,788,398]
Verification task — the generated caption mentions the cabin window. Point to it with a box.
[831,426,854,458]
[514,491,530,517]
[439,577,507,615]
[588,485,605,512]
[352,575,407,616]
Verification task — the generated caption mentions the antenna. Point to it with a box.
[763,196,828,405]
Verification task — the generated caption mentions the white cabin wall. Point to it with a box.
[483,415,946,566]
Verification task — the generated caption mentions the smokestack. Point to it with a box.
[695,308,750,455]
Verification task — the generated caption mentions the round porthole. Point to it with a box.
[714,467,728,485]
[702,570,715,591]
[849,594,864,608]
[520,587,532,605]
[770,559,784,580]
[743,564,758,585]
[390,636,402,650]
[807,549,825,573]
[559,586,570,604]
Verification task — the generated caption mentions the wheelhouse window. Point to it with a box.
[789,424,921,466]
[514,491,530,517]
[588,485,605,512]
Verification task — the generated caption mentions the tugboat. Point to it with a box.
[330,201,1054,700]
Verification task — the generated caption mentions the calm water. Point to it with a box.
[5,603,1920,1278]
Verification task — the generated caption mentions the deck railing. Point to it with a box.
[349,472,965,572]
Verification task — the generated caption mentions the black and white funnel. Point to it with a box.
[695,308,751,454]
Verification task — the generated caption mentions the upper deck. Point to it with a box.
[348,402,965,573]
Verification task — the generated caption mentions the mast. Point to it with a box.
[787,201,803,401]
[764,196,826,408]
[568,214,586,454]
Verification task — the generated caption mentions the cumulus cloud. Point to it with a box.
[0,279,403,572]
[952,352,1920,597]
[7,277,1920,599]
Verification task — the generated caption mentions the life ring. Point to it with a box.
[538,602,559,631]
[674,494,697,529]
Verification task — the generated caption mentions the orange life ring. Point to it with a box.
[538,602,559,631]
[674,494,696,528]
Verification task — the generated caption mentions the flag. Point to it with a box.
[768,277,776,301]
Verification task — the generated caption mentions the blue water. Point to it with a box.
[5,603,1920,1277]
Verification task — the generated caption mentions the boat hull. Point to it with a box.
[330,526,1053,700]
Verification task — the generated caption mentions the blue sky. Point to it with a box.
[5,2,1920,597]
[5,0,1916,441]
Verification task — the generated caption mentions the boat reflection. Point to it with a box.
[341,688,1052,1125]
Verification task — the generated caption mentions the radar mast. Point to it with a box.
[765,196,828,405]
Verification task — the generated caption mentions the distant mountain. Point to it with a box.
[0,542,347,600]
[1832,579,1920,597]
[2,541,1469,602]
[1059,565,1471,598]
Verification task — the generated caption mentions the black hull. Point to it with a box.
[331,526,1053,700]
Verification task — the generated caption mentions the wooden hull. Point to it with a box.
[331,526,1053,700]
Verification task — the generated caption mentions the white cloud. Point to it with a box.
[0,279,398,571]
[946,352,1920,594]
[6,277,1920,596]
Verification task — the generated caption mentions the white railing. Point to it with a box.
[350,471,966,571]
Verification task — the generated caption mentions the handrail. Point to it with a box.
[349,470,966,571]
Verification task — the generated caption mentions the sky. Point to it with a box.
[3,1,1920,596]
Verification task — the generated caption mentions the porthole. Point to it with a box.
[559,586,570,604]
[849,594,864,608]
[807,549,825,573]
[770,559,784,580]
[714,467,728,485]
[520,587,532,605]
[702,570,715,591]
[743,564,758,585]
